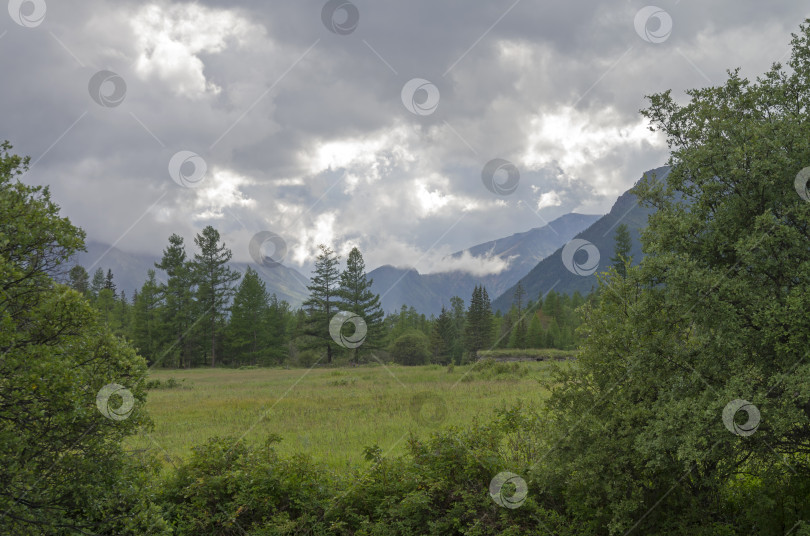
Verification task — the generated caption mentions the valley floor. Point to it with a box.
[129,361,566,471]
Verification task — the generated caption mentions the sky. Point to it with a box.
[1,0,806,276]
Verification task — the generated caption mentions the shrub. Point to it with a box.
[389,330,431,366]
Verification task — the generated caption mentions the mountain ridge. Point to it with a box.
[490,166,670,312]
[369,212,602,316]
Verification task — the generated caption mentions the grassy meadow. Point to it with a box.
[129,360,569,471]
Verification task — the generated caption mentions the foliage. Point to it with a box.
[192,225,241,366]
[0,142,167,534]
[389,329,431,366]
[337,246,385,361]
[464,285,493,356]
[609,223,633,277]
[225,266,274,366]
[533,22,810,534]
[302,244,342,364]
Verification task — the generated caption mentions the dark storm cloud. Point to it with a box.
[1,0,806,274]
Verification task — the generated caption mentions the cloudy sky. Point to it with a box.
[2,0,806,275]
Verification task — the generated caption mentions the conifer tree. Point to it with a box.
[302,245,341,364]
[90,267,105,298]
[449,295,466,363]
[527,312,544,348]
[610,223,633,277]
[464,285,493,357]
[226,267,271,366]
[265,294,291,364]
[156,234,196,368]
[103,268,116,297]
[336,247,384,361]
[67,264,89,296]
[191,225,240,367]
[132,269,163,364]
[511,282,527,349]
[429,306,455,363]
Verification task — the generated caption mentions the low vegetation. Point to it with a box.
[128,362,560,471]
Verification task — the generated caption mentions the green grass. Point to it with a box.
[128,361,567,472]
[477,348,578,359]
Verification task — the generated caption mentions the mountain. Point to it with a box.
[369,212,601,316]
[68,241,310,307]
[491,166,670,313]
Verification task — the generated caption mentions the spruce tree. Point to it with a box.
[302,245,341,364]
[265,294,291,364]
[226,267,271,366]
[449,295,466,363]
[156,234,196,368]
[464,285,493,357]
[512,282,527,349]
[480,286,493,348]
[67,264,89,296]
[103,268,117,297]
[527,312,544,348]
[610,223,633,277]
[191,225,240,367]
[95,287,115,326]
[336,247,384,361]
[132,270,163,364]
[90,267,105,298]
[115,290,131,338]
[429,306,454,363]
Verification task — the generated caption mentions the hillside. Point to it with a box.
[491,166,670,312]
[369,212,600,315]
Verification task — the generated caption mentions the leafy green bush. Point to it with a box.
[0,142,169,534]
[389,330,431,366]
[145,377,185,389]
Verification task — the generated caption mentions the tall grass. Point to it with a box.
[128,361,568,471]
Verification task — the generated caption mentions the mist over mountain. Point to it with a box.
[369,212,601,316]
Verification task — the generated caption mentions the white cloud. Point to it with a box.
[426,250,515,276]
[192,168,255,220]
[131,3,264,98]
[535,190,562,210]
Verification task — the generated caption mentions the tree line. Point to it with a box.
[66,236,599,368]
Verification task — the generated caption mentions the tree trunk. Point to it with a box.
[211,315,216,367]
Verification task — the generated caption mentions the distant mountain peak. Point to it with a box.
[369,210,601,315]
[490,166,670,313]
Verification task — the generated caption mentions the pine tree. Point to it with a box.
[429,306,455,363]
[610,223,633,277]
[336,247,384,362]
[103,268,117,297]
[464,285,493,357]
[132,270,163,364]
[512,282,527,349]
[156,234,196,368]
[449,296,466,364]
[95,288,115,326]
[191,226,240,367]
[90,267,105,299]
[498,310,513,349]
[527,312,544,348]
[265,294,291,364]
[114,290,131,338]
[226,267,271,366]
[480,286,493,348]
[302,245,341,364]
[67,264,89,296]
